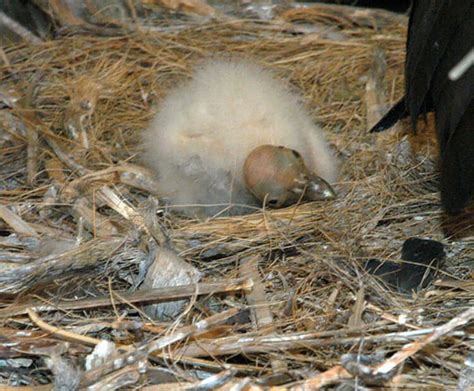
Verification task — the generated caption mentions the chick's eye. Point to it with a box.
[267,199,279,207]
[291,150,301,158]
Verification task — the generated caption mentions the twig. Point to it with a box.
[80,308,239,387]
[86,364,141,391]
[176,326,472,358]
[290,365,353,390]
[28,308,100,346]
[0,10,43,44]
[45,135,167,243]
[0,278,253,317]
[372,306,474,376]
[0,204,39,237]
[240,255,288,374]
[347,287,365,329]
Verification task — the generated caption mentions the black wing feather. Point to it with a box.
[406,0,473,135]
[369,98,407,133]
[369,0,474,214]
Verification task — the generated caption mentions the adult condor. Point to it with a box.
[370,0,474,215]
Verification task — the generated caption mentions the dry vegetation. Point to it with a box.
[0,4,473,390]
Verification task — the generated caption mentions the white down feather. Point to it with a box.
[142,60,338,217]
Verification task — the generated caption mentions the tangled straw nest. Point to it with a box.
[0,6,473,389]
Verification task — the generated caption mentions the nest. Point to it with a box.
[0,4,473,390]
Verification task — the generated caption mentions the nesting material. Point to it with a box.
[0,5,473,389]
[142,246,201,320]
[85,340,118,371]
[142,59,338,217]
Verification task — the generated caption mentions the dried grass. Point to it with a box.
[0,7,472,389]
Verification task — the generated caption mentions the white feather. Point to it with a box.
[142,60,338,217]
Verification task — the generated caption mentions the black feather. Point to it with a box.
[440,100,474,215]
[370,0,474,214]
[369,98,407,133]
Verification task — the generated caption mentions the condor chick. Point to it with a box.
[142,60,338,217]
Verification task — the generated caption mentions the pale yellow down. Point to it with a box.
[142,59,338,217]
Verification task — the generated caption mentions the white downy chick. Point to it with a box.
[142,60,338,217]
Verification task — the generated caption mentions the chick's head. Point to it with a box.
[243,145,336,208]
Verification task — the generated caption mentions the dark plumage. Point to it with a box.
[370,0,474,215]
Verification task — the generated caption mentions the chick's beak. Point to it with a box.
[303,174,337,201]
